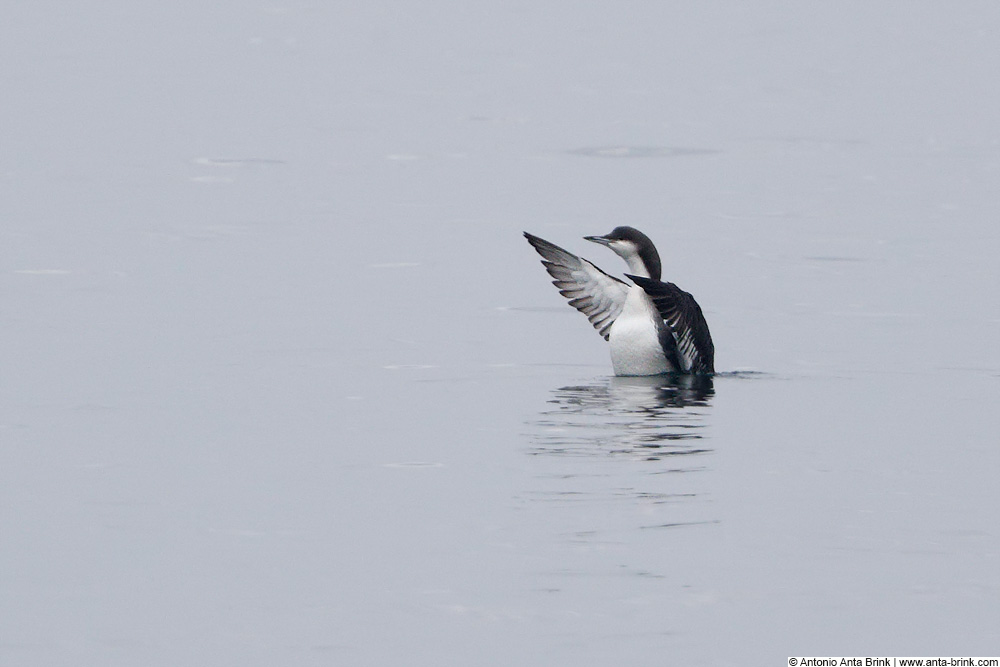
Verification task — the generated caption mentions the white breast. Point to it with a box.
[607,287,671,376]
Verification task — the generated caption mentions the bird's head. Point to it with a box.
[584,226,661,281]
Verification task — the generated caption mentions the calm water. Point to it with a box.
[2,2,999,665]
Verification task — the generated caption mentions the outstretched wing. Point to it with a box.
[524,232,628,340]
[626,274,715,374]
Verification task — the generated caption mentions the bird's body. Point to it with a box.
[608,286,673,376]
[524,226,714,376]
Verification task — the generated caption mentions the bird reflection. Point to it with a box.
[530,374,714,461]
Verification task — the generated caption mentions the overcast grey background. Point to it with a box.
[2,2,999,666]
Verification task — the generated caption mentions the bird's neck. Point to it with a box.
[624,254,652,279]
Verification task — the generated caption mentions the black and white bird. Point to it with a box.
[524,226,714,376]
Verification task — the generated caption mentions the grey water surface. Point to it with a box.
[2,2,1000,666]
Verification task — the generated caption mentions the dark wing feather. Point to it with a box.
[524,232,628,340]
[626,274,715,374]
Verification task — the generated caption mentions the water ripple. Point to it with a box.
[567,146,720,158]
[528,375,714,461]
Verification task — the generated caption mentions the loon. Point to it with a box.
[524,226,714,376]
